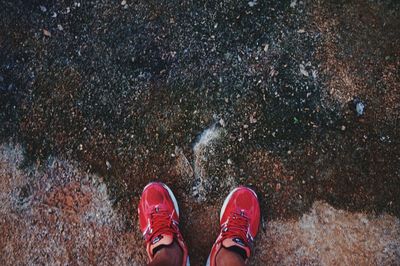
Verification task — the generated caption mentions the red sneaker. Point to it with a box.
[207,187,260,266]
[138,182,189,266]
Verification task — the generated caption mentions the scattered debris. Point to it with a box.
[352,97,365,116]
[250,113,257,124]
[43,29,51,37]
[299,64,309,77]
[263,44,269,52]
[248,0,257,7]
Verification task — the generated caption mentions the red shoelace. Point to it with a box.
[220,211,251,246]
[146,208,178,243]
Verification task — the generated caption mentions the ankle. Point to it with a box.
[216,247,246,266]
[150,241,183,266]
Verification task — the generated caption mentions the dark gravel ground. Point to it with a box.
[1,0,399,264]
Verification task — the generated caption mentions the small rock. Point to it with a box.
[299,64,309,77]
[227,159,233,165]
[219,118,225,127]
[352,97,365,116]
[341,125,346,131]
[106,161,111,170]
[250,113,257,124]
[57,24,64,31]
[263,44,269,52]
[275,183,281,192]
[52,12,57,18]
[290,0,297,8]
[356,102,365,116]
[43,29,51,37]
[39,5,47,12]
[121,0,127,5]
[248,0,257,7]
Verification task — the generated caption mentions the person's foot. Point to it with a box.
[207,187,260,266]
[138,182,189,266]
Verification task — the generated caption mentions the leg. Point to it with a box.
[215,247,246,266]
[148,241,183,266]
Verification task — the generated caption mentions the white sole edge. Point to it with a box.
[161,183,180,218]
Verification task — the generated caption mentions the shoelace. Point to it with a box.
[221,211,251,247]
[146,208,178,243]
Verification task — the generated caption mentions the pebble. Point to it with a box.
[106,161,111,170]
[356,101,365,116]
[39,5,47,12]
[299,64,309,77]
[352,97,365,116]
[250,113,257,124]
[121,0,127,5]
[219,118,225,127]
[341,125,346,131]
[43,29,51,37]
[57,24,64,31]
[248,0,257,7]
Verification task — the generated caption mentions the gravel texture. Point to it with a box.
[1,0,399,264]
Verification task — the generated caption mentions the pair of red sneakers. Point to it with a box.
[138,182,260,266]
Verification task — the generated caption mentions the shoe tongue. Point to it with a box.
[150,233,174,256]
[222,237,251,258]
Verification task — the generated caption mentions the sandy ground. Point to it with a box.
[1,144,399,265]
[1,0,399,265]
